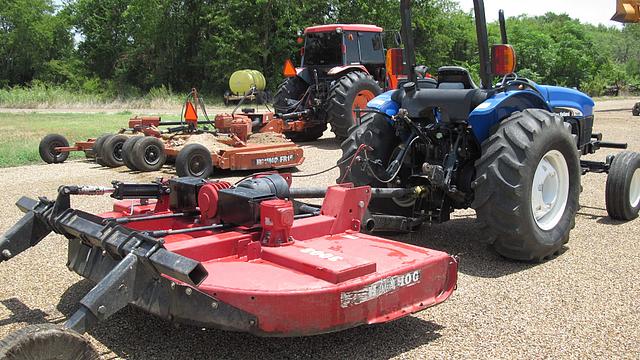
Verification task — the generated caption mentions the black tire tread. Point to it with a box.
[605,151,640,220]
[131,137,166,172]
[38,134,70,164]
[326,71,382,139]
[93,134,112,167]
[472,108,580,262]
[632,102,640,116]
[122,136,144,171]
[0,323,99,360]
[100,134,128,168]
[175,143,213,178]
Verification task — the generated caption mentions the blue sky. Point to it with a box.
[456,0,622,28]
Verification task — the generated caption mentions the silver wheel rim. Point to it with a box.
[630,169,640,208]
[531,150,570,231]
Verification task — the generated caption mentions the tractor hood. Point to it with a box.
[538,85,595,117]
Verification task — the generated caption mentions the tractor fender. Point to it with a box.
[537,85,595,117]
[366,90,400,117]
[468,90,551,143]
[327,65,370,76]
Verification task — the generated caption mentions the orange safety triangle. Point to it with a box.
[184,101,198,122]
[283,59,297,77]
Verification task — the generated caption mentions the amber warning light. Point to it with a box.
[491,44,516,77]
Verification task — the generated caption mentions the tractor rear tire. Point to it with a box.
[122,136,144,171]
[0,323,99,360]
[632,102,640,116]
[100,134,128,168]
[337,113,411,216]
[605,151,640,220]
[273,77,308,114]
[472,109,581,262]
[274,77,326,142]
[39,134,70,164]
[131,137,166,172]
[326,71,382,140]
[93,134,112,167]
[175,144,213,178]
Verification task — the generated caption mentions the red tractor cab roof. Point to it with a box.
[304,24,383,34]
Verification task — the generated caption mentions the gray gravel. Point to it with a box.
[0,99,639,359]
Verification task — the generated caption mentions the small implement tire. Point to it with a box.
[326,71,382,139]
[122,136,144,171]
[605,151,640,220]
[632,102,640,116]
[337,113,410,215]
[175,143,213,178]
[472,109,581,262]
[0,323,99,360]
[100,134,128,168]
[39,134,70,164]
[131,137,166,172]
[93,134,112,166]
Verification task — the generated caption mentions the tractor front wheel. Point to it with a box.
[39,134,70,164]
[326,72,382,139]
[632,102,640,116]
[0,323,99,360]
[175,143,213,178]
[472,109,581,262]
[605,151,640,220]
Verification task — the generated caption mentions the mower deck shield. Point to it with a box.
[97,185,456,336]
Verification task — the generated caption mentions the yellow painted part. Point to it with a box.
[229,69,266,95]
[612,0,640,23]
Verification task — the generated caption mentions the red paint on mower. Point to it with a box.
[101,183,457,336]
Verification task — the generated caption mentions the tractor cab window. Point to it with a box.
[359,32,385,64]
[345,31,360,65]
[303,32,343,66]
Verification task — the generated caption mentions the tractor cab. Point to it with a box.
[301,24,386,79]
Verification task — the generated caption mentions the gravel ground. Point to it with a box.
[0,99,639,359]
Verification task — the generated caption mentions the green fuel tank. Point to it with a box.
[229,70,266,96]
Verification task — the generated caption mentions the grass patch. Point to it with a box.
[0,83,216,109]
[0,112,168,168]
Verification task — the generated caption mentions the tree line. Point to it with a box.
[1,0,639,97]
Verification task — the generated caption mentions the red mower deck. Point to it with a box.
[0,174,457,341]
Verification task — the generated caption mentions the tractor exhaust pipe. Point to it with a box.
[473,0,492,89]
[400,0,417,83]
[499,9,508,44]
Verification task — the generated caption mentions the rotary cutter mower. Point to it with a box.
[0,173,457,357]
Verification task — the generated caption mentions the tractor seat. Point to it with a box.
[437,66,478,89]
[401,88,489,123]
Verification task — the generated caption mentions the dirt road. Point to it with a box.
[0,99,638,359]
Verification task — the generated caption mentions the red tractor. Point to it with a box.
[274,24,410,141]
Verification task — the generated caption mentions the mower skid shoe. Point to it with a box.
[0,197,54,262]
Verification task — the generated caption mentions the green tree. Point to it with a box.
[0,0,73,86]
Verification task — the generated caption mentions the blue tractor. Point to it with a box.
[338,0,640,261]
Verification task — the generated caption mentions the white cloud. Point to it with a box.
[455,0,622,28]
